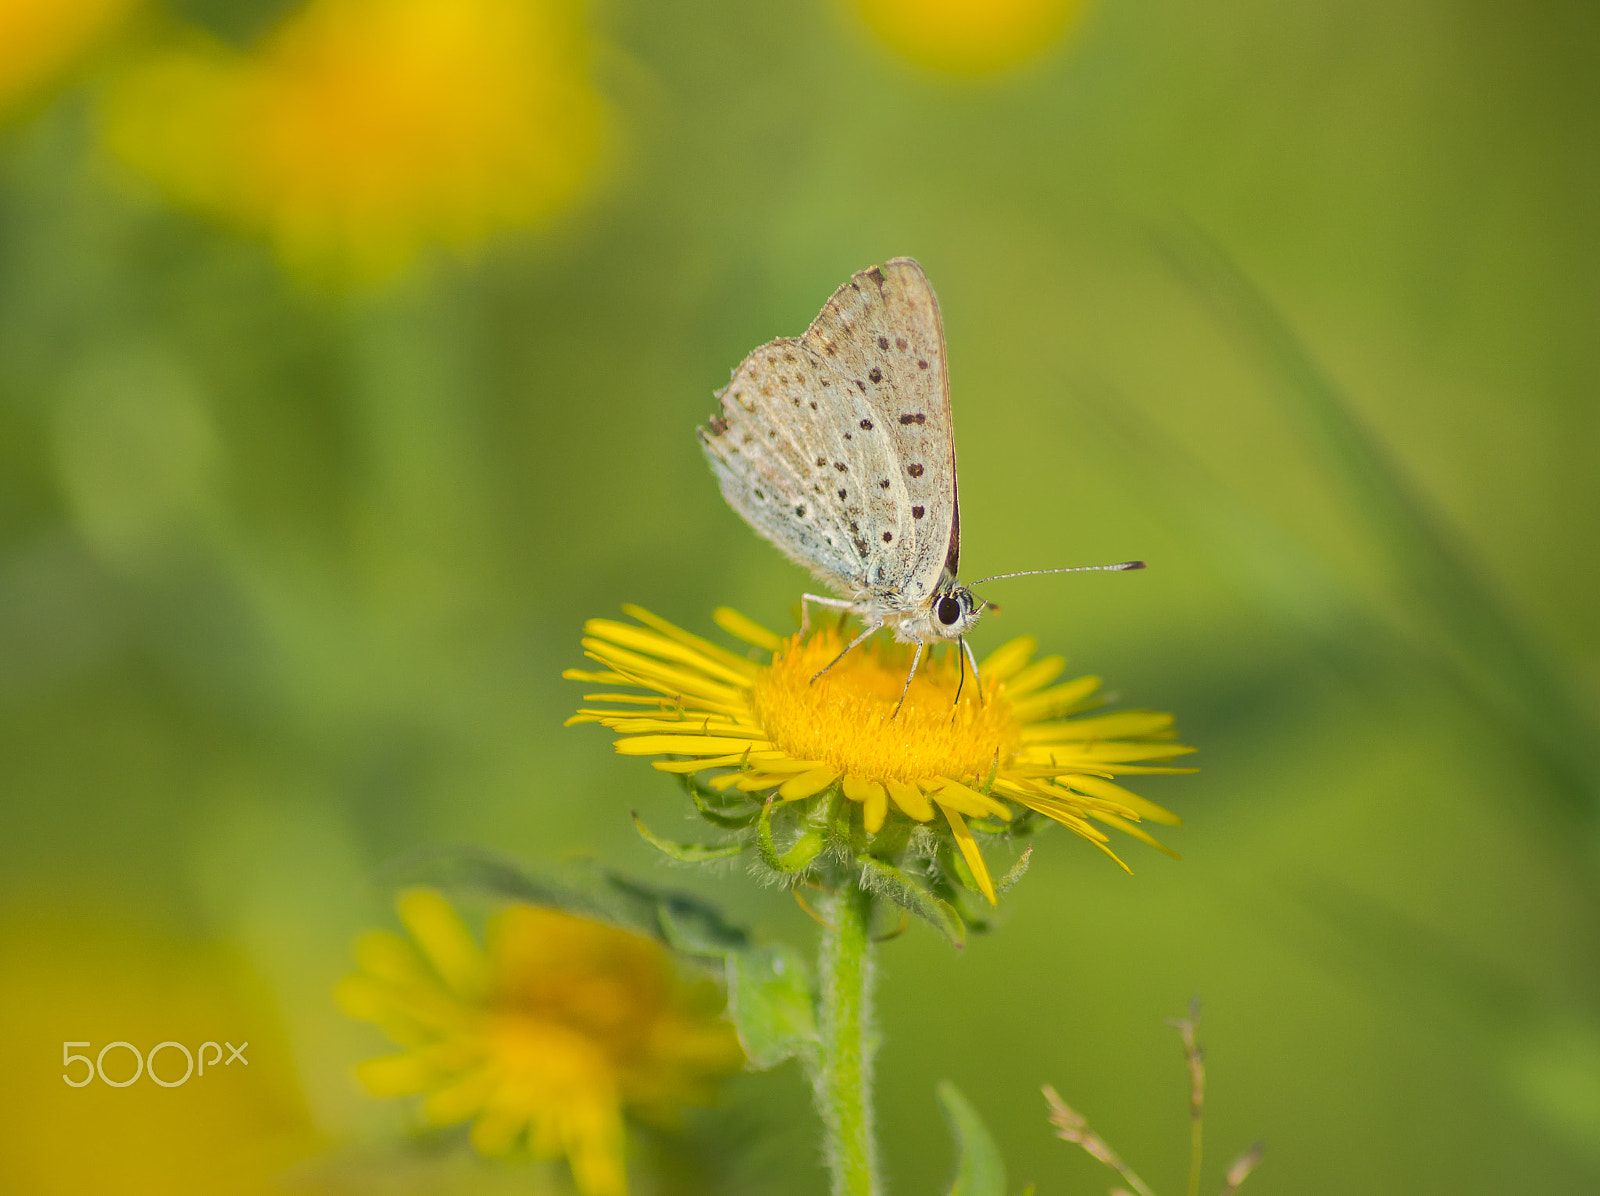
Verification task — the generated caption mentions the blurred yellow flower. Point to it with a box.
[101,0,609,282]
[337,888,744,1196]
[568,606,1192,904]
[0,0,142,118]
[848,0,1088,76]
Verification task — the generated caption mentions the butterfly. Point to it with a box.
[699,257,1142,713]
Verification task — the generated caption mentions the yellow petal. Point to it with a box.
[614,734,772,755]
[885,779,934,821]
[757,757,833,774]
[1064,773,1181,825]
[1029,710,1176,741]
[926,776,1011,821]
[650,752,752,774]
[585,618,753,686]
[352,929,430,987]
[979,635,1036,680]
[1091,810,1180,859]
[1032,741,1196,765]
[1020,799,1111,843]
[1085,764,1200,775]
[1003,654,1066,696]
[562,669,628,684]
[582,640,746,704]
[864,784,888,833]
[939,803,996,905]
[397,888,489,1001]
[594,717,765,736]
[713,606,782,651]
[736,771,789,791]
[623,604,763,676]
[842,774,873,803]
[1090,838,1134,874]
[779,767,840,800]
[1009,675,1101,721]
[562,1098,629,1196]
[844,775,891,832]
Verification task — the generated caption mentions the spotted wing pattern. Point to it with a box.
[698,258,957,610]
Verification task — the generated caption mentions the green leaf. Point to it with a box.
[609,873,751,956]
[679,773,760,829]
[631,811,748,862]
[726,942,819,1069]
[857,853,965,948]
[649,898,747,960]
[377,845,750,953]
[756,797,824,874]
[997,847,1032,895]
[1166,229,1599,815]
[938,1080,1006,1196]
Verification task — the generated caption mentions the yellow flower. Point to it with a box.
[847,0,1089,76]
[337,888,744,1196]
[101,0,609,283]
[567,606,1193,906]
[0,0,142,119]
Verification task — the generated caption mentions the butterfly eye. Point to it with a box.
[937,595,963,626]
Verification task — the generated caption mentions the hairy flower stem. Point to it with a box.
[814,881,879,1196]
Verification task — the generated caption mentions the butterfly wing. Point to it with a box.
[699,258,956,608]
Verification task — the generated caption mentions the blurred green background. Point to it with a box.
[2,0,1598,1191]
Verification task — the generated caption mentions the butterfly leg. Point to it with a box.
[810,619,882,684]
[890,638,925,720]
[960,636,985,707]
[800,593,855,636]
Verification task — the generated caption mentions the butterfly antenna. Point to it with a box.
[967,561,1145,585]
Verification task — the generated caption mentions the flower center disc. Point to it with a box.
[752,629,1021,786]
